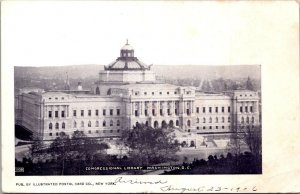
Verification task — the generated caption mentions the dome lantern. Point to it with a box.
[120,39,134,57]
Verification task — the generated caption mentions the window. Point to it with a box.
[103,109,106,116]
[81,110,84,117]
[240,106,243,113]
[203,117,206,123]
[145,109,148,116]
[187,109,190,115]
[117,129,120,133]
[228,106,231,112]
[159,92,162,95]
[228,116,231,123]
[135,110,138,117]
[167,109,170,115]
[73,121,77,128]
[216,126,218,129]
[88,121,91,127]
[203,107,206,113]
[152,109,156,116]
[61,111,65,118]
[245,106,248,112]
[81,121,84,127]
[252,116,255,123]
[49,133,52,136]
[241,117,244,124]
[222,126,225,129]
[62,97,64,100]
[250,106,253,112]
[209,107,212,113]
[88,130,91,134]
[103,130,106,133]
[117,120,120,126]
[73,110,76,117]
[117,109,120,115]
[160,109,163,116]
[246,117,250,124]
[196,107,199,113]
[96,87,100,95]
[110,120,113,126]
[152,92,155,95]
[88,110,91,116]
[55,97,58,100]
[187,120,191,127]
[135,92,138,95]
[110,109,113,116]
[49,123,52,130]
[209,117,212,123]
[48,111,52,118]
[95,110,99,116]
[222,117,225,123]
[144,92,147,95]
[209,126,212,129]
[203,126,206,129]
[55,123,59,129]
[110,130,113,133]
[95,121,99,127]
[196,118,199,123]
[56,132,59,136]
[167,92,169,95]
[62,122,65,129]
[176,120,179,126]
[103,121,106,127]
[175,109,178,115]
[55,111,58,118]
[96,130,99,133]
[215,117,218,123]
[222,107,224,113]
[174,92,177,94]
[197,126,199,130]
[215,107,218,113]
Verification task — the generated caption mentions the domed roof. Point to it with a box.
[121,39,134,50]
[104,40,151,71]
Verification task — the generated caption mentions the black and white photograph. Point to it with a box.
[2,0,299,193]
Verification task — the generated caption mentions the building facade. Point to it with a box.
[15,42,260,142]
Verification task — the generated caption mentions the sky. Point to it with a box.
[2,1,298,66]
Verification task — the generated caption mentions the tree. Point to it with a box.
[240,125,262,157]
[29,137,45,163]
[121,124,180,166]
[48,132,71,175]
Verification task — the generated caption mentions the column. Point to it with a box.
[140,101,143,116]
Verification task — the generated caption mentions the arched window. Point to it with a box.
[228,116,231,123]
[187,120,191,127]
[103,120,106,127]
[196,118,199,123]
[49,123,52,130]
[203,117,206,123]
[55,122,59,129]
[81,121,84,127]
[95,87,100,95]
[215,117,218,123]
[62,122,65,129]
[246,117,249,124]
[88,121,91,127]
[176,120,179,126]
[110,120,113,126]
[209,117,212,123]
[154,121,159,128]
[252,116,255,124]
[117,120,120,126]
[73,121,77,128]
[222,117,225,123]
[241,117,244,124]
[95,121,99,127]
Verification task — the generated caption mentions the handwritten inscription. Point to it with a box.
[114,177,167,185]
[160,185,258,193]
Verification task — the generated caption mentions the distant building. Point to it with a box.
[15,41,260,145]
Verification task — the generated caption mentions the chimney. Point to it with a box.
[77,82,83,90]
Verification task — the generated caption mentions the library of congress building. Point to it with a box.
[15,42,260,143]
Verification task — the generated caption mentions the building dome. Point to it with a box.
[104,40,151,71]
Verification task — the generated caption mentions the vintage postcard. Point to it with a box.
[1,1,299,193]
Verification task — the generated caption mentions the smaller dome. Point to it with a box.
[121,44,134,50]
[121,39,134,50]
